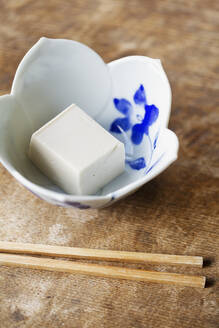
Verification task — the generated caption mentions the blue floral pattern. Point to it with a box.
[110,84,160,172]
[128,157,146,170]
[110,98,132,133]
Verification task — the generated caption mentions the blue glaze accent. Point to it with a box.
[153,131,159,149]
[144,104,159,130]
[127,157,146,170]
[110,117,131,133]
[131,122,145,145]
[134,84,147,105]
[64,201,90,209]
[110,98,132,133]
[114,98,132,115]
[110,84,159,172]
[146,153,165,174]
[131,104,159,144]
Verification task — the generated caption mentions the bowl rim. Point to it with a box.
[0,41,178,203]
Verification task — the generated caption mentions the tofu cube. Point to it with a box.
[29,104,125,195]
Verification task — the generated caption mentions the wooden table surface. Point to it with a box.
[0,1,218,327]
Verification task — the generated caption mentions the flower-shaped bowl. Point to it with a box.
[0,38,179,209]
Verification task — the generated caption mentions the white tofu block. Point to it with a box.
[29,104,125,195]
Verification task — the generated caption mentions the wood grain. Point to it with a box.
[0,241,203,266]
[0,253,206,288]
[0,0,218,327]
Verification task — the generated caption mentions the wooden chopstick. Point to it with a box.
[0,241,203,267]
[0,253,205,288]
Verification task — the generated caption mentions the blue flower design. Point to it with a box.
[131,83,159,144]
[110,98,132,133]
[133,84,147,105]
[127,157,146,170]
[110,85,159,171]
[110,117,131,133]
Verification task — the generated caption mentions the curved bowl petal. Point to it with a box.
[11,37,112,130]
[0,38,179,209]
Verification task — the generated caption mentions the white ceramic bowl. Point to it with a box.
[0,37,179,209]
